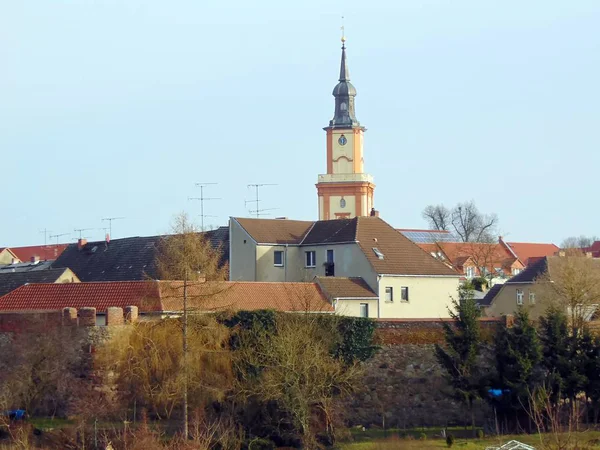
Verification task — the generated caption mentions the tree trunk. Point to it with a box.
[183,273,189,439]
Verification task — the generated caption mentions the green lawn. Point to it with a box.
[342,431,600,449]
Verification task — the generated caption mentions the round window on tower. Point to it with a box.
[340,198,346,208]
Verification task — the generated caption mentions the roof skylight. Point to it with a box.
[372,247,384,260]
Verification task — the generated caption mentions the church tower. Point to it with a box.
[316,36,375,220]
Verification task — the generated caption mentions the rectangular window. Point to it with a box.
[305,251,316,268]
[326,249,334,264]
[465,266,475,278]
[516,289,524,305]
[274,250,284,267]
[512,268,522,276]
[401,286,409,302]
[529,291,536,304]
[360,303,369,318]
[385,287,393,302]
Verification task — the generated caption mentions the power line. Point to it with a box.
[246,183,278,218]
[101,217,125,238]
[190,183,220,230]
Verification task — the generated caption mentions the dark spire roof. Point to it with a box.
[328,39,361,129]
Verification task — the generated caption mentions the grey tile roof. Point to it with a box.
[51,227,229,282]
[478,284,503,307]
[506,257,548,284]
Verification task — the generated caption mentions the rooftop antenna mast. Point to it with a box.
[189,183,221,230]
[39,228,52,261]
[246,183,278,218]
[74,228,94,240]
[101,217,125,238]
[49,233,69,246]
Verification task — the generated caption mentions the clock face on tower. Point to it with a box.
[338,135,347,146]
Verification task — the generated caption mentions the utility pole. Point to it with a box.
[74,228,94,240]
[246,183,278,218]
[101,217,125,238]
[189,183,220,230]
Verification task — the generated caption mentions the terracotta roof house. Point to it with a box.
[229,216,460,319]
[499,239,559,266]
[0,268,79,297]
[415,241,524,283]
[0,280,333,322]
[581,241,600,258]
[51,227,229,282]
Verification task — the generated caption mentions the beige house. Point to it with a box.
[0,248,19,265]
[482,256,600,321]
[229,216,460,318]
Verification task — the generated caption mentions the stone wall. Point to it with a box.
[344,318,505,428]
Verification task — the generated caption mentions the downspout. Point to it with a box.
[284,244,288,282]
[377,275,381,318]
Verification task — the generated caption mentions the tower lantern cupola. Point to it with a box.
[330,38,360,128]
[316,34,375,221]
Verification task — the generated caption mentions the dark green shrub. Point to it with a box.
[419,432,427,440]
[476,429,484,439]
[446,434,455,447]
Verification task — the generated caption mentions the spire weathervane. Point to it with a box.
[341,16,346,47]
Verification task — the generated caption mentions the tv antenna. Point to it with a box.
[189,183,221,230]
[101,217,125,238]
[246,183,278,218]
[39,228,52,260]
[74,228,94,240]
[49,233,69,246]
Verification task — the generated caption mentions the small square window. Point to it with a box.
[360,303,369,318]
[274,251,284,267]
[529,291,536,304]
[516,289,524,305]
[305,251,316,268]
[401,287,409,302]
[465,266,475,278]
[385,287,393,302]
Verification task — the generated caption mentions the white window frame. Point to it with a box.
[512,268,522,276]
[359,303,369,318]
[401,286,409,302]
[274,250,284,267]
[465,266,475,278]
[516,289,524,305]
[529,291,536,304]
[305,251,316,268]
[385,287,393,302]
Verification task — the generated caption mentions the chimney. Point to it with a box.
[77,238,87,250]
[105,233,110,244]
[370,207,380,217]
[30,255,40,264]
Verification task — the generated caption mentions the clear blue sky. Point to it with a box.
[2,1,599,246]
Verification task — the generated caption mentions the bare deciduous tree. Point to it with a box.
[422,201,498,243]
[422,204,451,231]
[561,235,599,249]
[535,252,600,333]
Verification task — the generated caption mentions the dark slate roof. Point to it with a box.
[0,260,53,274]
[478,284,503,307]
[0,268,73,297]
[506,257,548,284]
[302,219,358,245]
[51,227,229,282]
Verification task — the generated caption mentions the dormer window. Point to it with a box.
[372,248,384,260]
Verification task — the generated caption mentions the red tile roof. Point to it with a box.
[504,242,559,266]
[315,277,377,299]
[0,281,333,313]
[0,244,69,262]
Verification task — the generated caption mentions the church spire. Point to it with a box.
[329,35,360,129]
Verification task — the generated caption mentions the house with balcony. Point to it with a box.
[229,216,460,318]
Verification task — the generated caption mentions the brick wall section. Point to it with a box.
[79,308,97,326]
[0,311,63,333]
[106,307,124,326]
[124,306,138,323]
[62,307,78,326]
[374,317,506,345]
